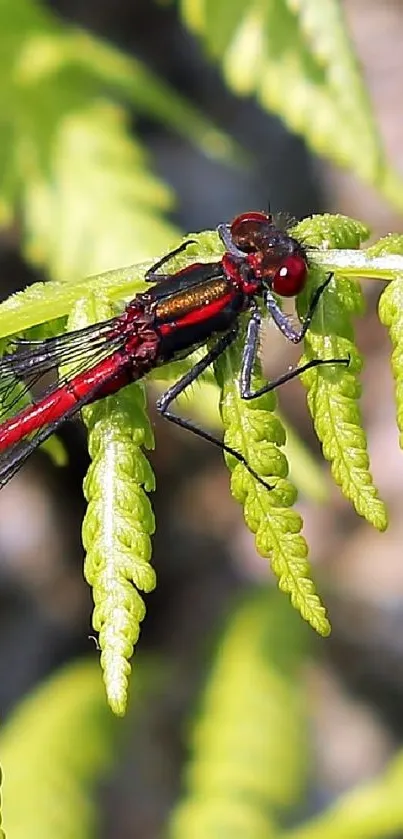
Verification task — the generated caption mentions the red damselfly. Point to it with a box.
[0,211,348,489]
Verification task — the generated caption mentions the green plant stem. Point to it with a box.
[0,262,149,338]
[309,249,403,279]
[1,244,401,342]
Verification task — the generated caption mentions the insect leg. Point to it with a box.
[217,223,245,258]
[156,328,273,491]
[145,240,198,283]
[265,273,334,343]
[240,307,349,401]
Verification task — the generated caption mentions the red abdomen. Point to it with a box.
[0,352,129,451]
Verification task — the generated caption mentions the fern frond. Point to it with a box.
[23,100,178,278]
[59,29,243,165]
[292,213,370,250]
[169,590,309,839]
[9,5,240,166]
[0,227,224,341]
[367,234,403,259]
[66,297,156,716]
[282,745,403,839]
[0,0,242,278]
[179,0,403,209]
[1,0,179,278]
[82,386,155,716]
[151,370,329,502]
[1,659,118,839]
[0,260,150,340]
[296,217,387,530]
[377,236,403,452]
[214,326,330,636]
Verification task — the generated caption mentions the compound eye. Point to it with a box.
[271,255,307,297]
[230,211,273,252]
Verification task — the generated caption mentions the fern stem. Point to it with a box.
[309,248,403,280]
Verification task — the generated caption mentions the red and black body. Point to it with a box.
[0,211,345,489]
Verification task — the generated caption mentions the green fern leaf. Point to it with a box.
[180,0,403,207]
[214,326,330,636]
[281,745,403,839]
[23,100,178,278]
[300,318,387,530]
[10,7,241,166]
[292,213,370,250]
[0,0,242,279]
[60,30,242,166]
[0,223,224,341]
[169,590,309,839]
[367,233,403,259]
[82,387,156,716]
[1,0,179,276]
[151,369,329,502]
[66,296,156,716]
[377,236,403,453]
[295,217,387,530]
[1,659,118,839]
[0,260,151,340]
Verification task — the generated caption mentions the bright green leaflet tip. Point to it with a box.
[214,325,330,636]
[66,296,156,716]
[291,220,387,532]
[292,213,370,249]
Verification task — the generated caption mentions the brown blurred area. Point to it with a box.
[1,1,403,837]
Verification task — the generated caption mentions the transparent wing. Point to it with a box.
[0,316,129,487]
[0,369,122,489]
[1,316,118,381]
[0,316,126,413]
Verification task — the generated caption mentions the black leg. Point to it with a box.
[239,307,349,401]
[265,273,334,343]
[156,328,273,491]
[145,240,197,283]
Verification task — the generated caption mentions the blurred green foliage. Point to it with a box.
[1,1,403,838]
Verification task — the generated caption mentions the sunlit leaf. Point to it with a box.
[215,326,330,636]
[296,216,387,530]
[180,0,403,210]
[1,660,118,839]
[65,295,156,715]
[169,590,310,839]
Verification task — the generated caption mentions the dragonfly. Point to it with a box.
[0,210,348,490]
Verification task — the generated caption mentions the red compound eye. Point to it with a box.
[230,211,273,252]
[271,254,307,297]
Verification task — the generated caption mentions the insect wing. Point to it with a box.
[0,318,121,418]
[0,369,120,488]
[0,318,126,487]
[150,261,225,301]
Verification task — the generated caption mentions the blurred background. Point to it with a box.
[1,1,403,838]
